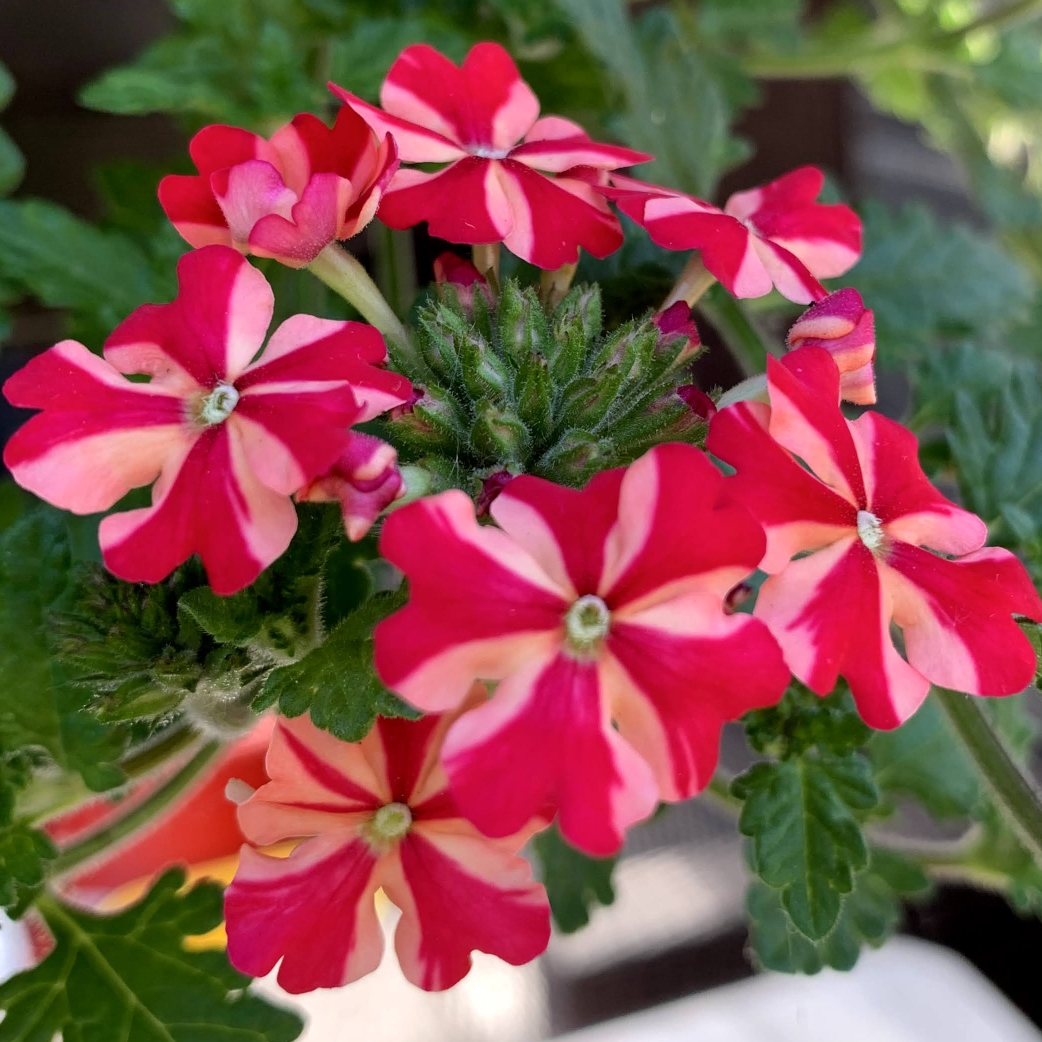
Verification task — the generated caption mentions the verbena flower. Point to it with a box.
[3,247,410,594]
[788,288,876,405]
[296,431,404,541]
[158,107,397,267]
[330,42,651,269]
[708,346,1042,728]
[604,166,862,304]
[223,708,551,993]
[374,444,789,856]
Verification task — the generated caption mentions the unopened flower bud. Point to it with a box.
[724,582,754,614]
[653,302,703,367]
[470,402,531,463]
[476,470,515,516]
[788,288,875,404]
[389,385,467,453]
[676,384,717,421]
[535,430,606,485]
[433,251,492,317]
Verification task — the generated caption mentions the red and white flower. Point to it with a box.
[223,708,551,994]
[158,107,398,267]
[330,43,651,269]
[604,166,862,304]
[707,346,1042,729]
[374,444,789,856]
[788,288,876,405]
[3,246,411,594]
[297,431,405,541]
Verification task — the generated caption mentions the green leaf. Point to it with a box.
[533,824,616,933]
[735,751,878,940]
[256,591,419,741]
[870,694,981,820]
[0,823,57,918]
[0,199,172,343]
[0,128,24,197]
[747,848,930,974]
[0,510,127,790]
[0,869,303,1042]
[0,62,14,110]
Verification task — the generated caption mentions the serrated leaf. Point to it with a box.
[533,824,616,933]
[736,752,878,940]
[0,869,303,1042]
[257,591,418,741]
[870,694,981,820]
[178,586,264,646]
[747,848,930,975]
[0,823,56,918]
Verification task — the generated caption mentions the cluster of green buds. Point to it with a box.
[382,271,709,496]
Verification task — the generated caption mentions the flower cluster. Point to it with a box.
[3,38,1040,1001]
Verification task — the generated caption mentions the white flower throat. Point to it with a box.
[565,595,612,656]
[856,510,885,554]
[199,383,240,425]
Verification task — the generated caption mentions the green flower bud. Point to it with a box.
[470,401,531,463]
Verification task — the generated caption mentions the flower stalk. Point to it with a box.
[540,257,580,309]
[664,254,716,308]
[472,242,501,282]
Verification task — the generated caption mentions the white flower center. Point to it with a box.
[470,145,511,160]
[564,595,611,656]
[856,510,886,554]
[369,802,412,841]
[198,383,240,425]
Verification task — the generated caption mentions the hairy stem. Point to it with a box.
[309,243,412,354]
[664,255,716,309]
[50,740,222,876]
[935,688,1042,866]
[472,243,501,282]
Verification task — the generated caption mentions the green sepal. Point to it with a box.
[470,400,531,464]
[515,352,555,443]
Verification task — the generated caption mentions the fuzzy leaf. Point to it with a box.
[0,869,303,1042]
[533,824,617,933]
[735,751,878,940]
[0,823,57,918]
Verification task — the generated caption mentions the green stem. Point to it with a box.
[663,254,716,309]
[472,243,501,282]
[702,771,742,814]
[50,740,222,876]
[934,688,1042,866]
[309,243,413,355]
[540,257,580,309]
[699,288,775,377]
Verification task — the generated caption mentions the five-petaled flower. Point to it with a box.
[374,443,790,856]
[707,346,1042,729]
[223,707,551,993]
[331,42,652,269]
[2,246,411,594]
[158,106,397,267]
[603,166,862,304]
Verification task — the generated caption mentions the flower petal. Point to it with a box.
[224,834,383,994]
[98,424,298,595]
[886,543,1042,697]
[209,160,297,248]
[104,245,274,388]
[246,171,350,267]
[383,825,550,992]
[607,592,788,800]
[748,235,825,305]
[707,399,857,573]
[157,173,232,250]
[2,341,187,514]
[600,442,768,609]
[375,490,568,710]
[755,537,929,728]
[441,651,658,856]
[511,122,651,173]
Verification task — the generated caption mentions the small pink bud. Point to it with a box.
[653,302,702,365]
[476,470,515,517]
[389,385,424,421]
[433,251,493,315]
[787,288,876,405]
[676,384,717,421]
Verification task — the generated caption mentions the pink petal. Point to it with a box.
[210,160,297,249]
[330,85,467,164]
[365,711,461,812]
[247,171,348,267]
[375,490,569,710]
[766,347,868,508]
[441,651,659,856]
[747,235,825,305]
[98,424,298,595]
[188,123,278,177]
[756,537,929,729]
[384,826,550,991]
[707,399,856,573]
[511,118,651,173]
[269,107,377,196]
[238,715,384,847]
[724,166,826,222]
[225,834,383,993]
[2,341,187,514]
[104,246,274,388]
[850,411,987,556]
[495,160,624,268]
[489,468,626,599]
[378,159,513,244]
[608,592,788,800]
[600,443,768,609]
[886,543,1042,698]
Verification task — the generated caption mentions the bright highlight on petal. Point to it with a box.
[3,246,412,594]
[375,443,789,855]
[223,711,551,993]
[708,345,1042,728]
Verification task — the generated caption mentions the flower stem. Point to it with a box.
[934,688,1042,866]
[50,740,222,876]
[472,243,501,282]
[540,257,579,309]
[664,255,716,309]
[309,243,412,353]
